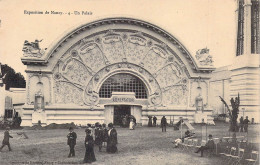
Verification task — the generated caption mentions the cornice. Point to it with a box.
[21,17,215,73]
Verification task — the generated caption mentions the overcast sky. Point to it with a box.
[0,0,237,76]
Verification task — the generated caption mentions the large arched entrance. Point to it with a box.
[99,73,148,126]
[21,17,215,126]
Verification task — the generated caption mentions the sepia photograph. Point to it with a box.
[0,0,259,164]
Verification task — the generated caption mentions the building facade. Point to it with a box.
[20,18,215,126]
[209,0,260,123]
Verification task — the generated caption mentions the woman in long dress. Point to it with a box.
[129,118,135,130]
[83,129,96,163]
[106,123,118,153]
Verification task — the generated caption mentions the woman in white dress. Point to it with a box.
[129,118,135,130]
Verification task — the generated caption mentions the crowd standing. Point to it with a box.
[239,116,250,132]
[65,122,118,164]
[0,115,254,163]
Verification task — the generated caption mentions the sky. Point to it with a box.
[0,0,237,76]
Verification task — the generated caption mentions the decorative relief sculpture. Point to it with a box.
[27,73,52,105]
[34,90,44,111]
[155,64,182,89]
[102,32,125,63]
[62,58,91,86]
[148,93,162,106]
[79,42,107,71]
[22,39,46,58]
[162,86,188,106]
[195,93,204,112]
[126,35,147,62]
[53,30,190,107]
[83,89,99,106]
[195,48,213,66]
[189,79,208,108]
[54,81,84,105]
[142,46,167,74]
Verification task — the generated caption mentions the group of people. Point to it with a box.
[148,116,157,127]
[148,116,168,132]
[121,115,136,129]
[239,116,250,132]
[67,123,118,164]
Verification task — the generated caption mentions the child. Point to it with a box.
[0,127,13,152]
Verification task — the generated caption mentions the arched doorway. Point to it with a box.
[100,73,148,126]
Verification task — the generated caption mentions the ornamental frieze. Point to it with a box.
[52,29,190,107]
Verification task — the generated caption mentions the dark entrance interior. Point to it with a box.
[114,105,131,126]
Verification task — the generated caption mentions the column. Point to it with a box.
[243,0,252,55]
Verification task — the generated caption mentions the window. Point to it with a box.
[99,73,148,99]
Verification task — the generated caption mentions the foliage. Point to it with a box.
[219,93,240,132]
[1,64,26,90]
[0,115,22,130]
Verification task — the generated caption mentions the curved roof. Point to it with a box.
[21,17,215,75]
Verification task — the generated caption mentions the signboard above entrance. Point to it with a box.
[111,92,135,103]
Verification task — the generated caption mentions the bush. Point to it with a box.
[44,122,76,129]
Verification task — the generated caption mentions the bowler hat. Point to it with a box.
[208,134,213,138]
[69,127,74,130]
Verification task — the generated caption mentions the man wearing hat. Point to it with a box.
[67,127,77,157]
[195,134,215,157]
[161,116,167,132]
[107,123,118,153]
[0,127,13,152]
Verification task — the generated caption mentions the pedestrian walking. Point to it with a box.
[0,127,13,152]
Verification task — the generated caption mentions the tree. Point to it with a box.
[219,93,240,132]
[1,64,26,90]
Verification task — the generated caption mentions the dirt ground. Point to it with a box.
[0,122,259,165]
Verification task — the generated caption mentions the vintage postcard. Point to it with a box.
[0,0,259,164]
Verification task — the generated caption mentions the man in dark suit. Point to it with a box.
[67,127,77,157]
[107,123,118,153]
[153,116,157,127]
[161,116,167,132]
[0,127,13,152]
[244,116,250,132]
[195,134,215,157]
